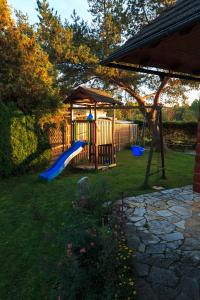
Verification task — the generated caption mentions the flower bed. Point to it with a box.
[52,185,137,300]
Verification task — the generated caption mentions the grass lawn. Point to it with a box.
[0,150,195,299]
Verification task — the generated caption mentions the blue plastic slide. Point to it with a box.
[39,141,86,181]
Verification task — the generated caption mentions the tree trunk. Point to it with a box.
[119,78,169,151]
[110,76,169,115]
[109,76,170,150]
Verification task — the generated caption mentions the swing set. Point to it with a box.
[109,104,166,187]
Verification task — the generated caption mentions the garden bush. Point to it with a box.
[135,120,197,145]
[0,102,12,176]
[51,179,136,300]
[53,210,136,300]
[0,102,51,177]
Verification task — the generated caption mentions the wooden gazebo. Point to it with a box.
[64,86,122,170]
[102,0,200,191]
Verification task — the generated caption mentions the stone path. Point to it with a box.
[123,186,200,300]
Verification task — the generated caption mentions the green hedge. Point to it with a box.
[0,103,51,177]
[135,120,197,143]
[135,120,197,129]
[163,121,197,135]
[0,103,12,176]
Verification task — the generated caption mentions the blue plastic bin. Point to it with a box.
[131,145,145,157]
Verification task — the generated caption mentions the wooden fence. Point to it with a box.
[115,121,138,151]
[47,120,138,160]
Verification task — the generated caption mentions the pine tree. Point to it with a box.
[126,0,176,36]
[36,0,97,95]
[88,0,126,57]
[36,0,73,63]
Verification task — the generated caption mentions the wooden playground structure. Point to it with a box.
[63,86,165,185]
[44,85,166,187]
[64,86,123,170]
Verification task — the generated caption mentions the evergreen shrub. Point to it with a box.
[0,103,51,177]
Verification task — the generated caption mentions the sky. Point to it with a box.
[8,0,92,24]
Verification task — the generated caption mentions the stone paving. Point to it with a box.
[123,186,200,300]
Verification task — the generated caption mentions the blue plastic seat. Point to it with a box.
[131,145,145,157]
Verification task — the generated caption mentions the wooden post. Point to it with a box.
[62,123,65,153]
[194,104,200,192]
[112,105,116,164]
[143,107,160,187]
[159,107,166,179]
[70,104,73,145]
[118,126,120,152]
[94,103,98,170]
[89,108,92,163]
[69,103,75,167]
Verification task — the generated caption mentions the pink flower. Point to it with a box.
[80,247,86,254]
[90,242,95,247]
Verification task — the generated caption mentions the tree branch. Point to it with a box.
[151,77,170,115]
[110,77,146,114]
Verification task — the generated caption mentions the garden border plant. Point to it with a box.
[52,178,137,300]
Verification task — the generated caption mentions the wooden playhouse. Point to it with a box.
[64,86,123,170]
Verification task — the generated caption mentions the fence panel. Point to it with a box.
[115,123,138,151]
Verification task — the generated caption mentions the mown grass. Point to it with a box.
[0,150,194,299]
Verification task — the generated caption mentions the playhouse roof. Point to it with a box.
[102,0,200,80]
[64,86,122,107]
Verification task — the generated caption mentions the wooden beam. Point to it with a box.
[69,105,156,110]
[94,103,98,170]
[106,62,200,82]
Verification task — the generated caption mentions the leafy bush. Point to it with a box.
[11,112,38,167]
[163,121,197,135]
[54,211,136,300]
[0,102,12,176]
[0,103,51,177]
[135,120,197,145]
[51,179,136,300]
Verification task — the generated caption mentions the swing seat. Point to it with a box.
[131,145,145,157]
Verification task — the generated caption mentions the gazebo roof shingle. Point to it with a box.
[64,86,122,107]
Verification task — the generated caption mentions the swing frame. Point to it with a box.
[143,105,166,187]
